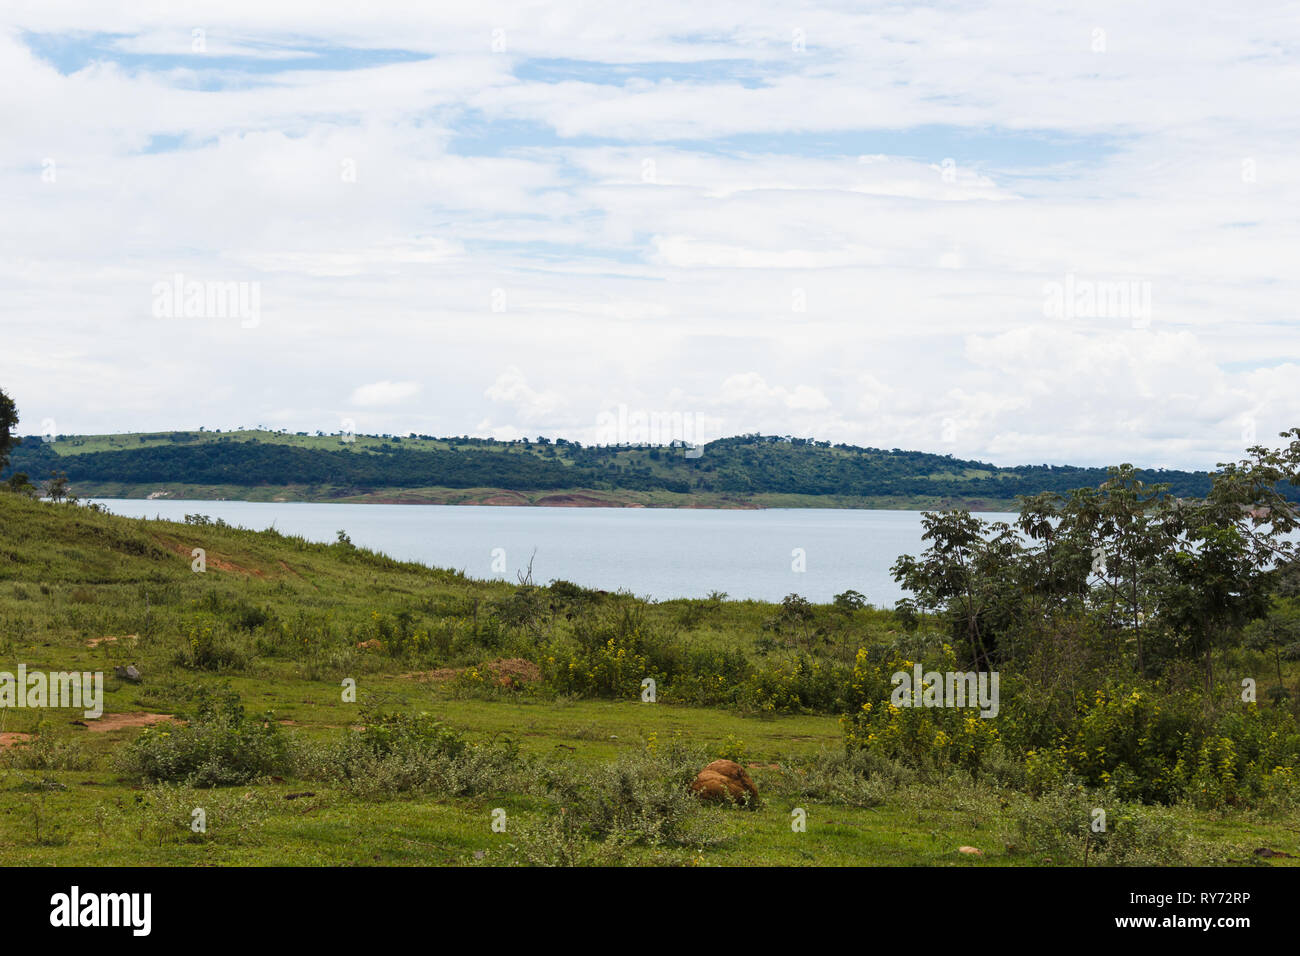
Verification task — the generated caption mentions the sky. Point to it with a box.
[2,2,1298,470]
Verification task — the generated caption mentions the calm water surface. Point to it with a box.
[89,500,1018,605]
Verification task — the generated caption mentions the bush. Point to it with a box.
[174,624,251,672]
[739,654,846,713]
[541,635,654,700]
[501,812,635,867]
[842,644,1001,771]
[301,708,530,798]
[1025,688,1300,806]
[125,783,270,845]
[547,742,718,848]
[769,749,916,808]
[1,730,93,771]
[1007,784,1220,865]
[115,688,293,786]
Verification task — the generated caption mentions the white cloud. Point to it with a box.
[2,3,1298,469]
[485,367,565,423]
[350,381,422,406]
[719,373,831,411]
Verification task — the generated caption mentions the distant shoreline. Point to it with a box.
[74,482,1023,513]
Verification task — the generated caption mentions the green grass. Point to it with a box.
[0,491,1295,866]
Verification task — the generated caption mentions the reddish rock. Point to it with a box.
[690,759,759,807]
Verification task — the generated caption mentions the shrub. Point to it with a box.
[501,811,635,867]
[542,635,654,699]
[769,749,916,808]
[546,742,718,848]
[126,783,270,845]
[1,730,93,771]
[174,623,251,672]
[739,653,846,713]
[842,644,1001,771]
[301,708,529,798]
[115,688,293,787]
[1007,784,1217,865]
[1029,688,1300,806]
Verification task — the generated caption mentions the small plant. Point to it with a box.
[130,783,270,846]
[174,624,251,672]
[1,728,92,771]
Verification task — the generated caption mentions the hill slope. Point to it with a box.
[1,428,1249,509]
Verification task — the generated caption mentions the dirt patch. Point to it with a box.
[0,732,33,749]
[85,712,176,733]
[87,634,138,648]
[166,541,264,576]
[534,493,621,507]
[209,555,263,575]
[486,658,542,685]
[400,658,541,687]
[480,491,529,506]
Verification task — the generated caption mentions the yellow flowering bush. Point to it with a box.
[541,635,653,698]
[841,644,999,770]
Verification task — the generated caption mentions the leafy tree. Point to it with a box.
[833,589,867,613]
[44,471,75,503]
[891,510,1024,669]
[1148,437,1300,690]
[0,388,18,472]
[894,429,1300,688]
[4,472,37,497]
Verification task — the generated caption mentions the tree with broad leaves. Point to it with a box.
[1149,434,1300,690]
[890,510,1024,670]
[0,387,18,473]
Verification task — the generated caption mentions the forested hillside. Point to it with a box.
[1,428,1265,506]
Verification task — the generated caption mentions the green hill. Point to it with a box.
[2,429,1238,510]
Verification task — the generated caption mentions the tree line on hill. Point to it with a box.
[1,426,1285,501]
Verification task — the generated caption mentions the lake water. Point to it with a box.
[88,499,1017,606]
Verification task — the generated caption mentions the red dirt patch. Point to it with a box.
[166,541,264,576]
[0,732,33,749]
[85,712,176,733]
[209,555,263,575]
[480,491,529,506]
[534,493,621,507]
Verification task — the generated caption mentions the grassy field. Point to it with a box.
[0,491,1295,866]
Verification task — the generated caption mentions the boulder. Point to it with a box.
[690,759,759,807]
[114,664,142,683]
